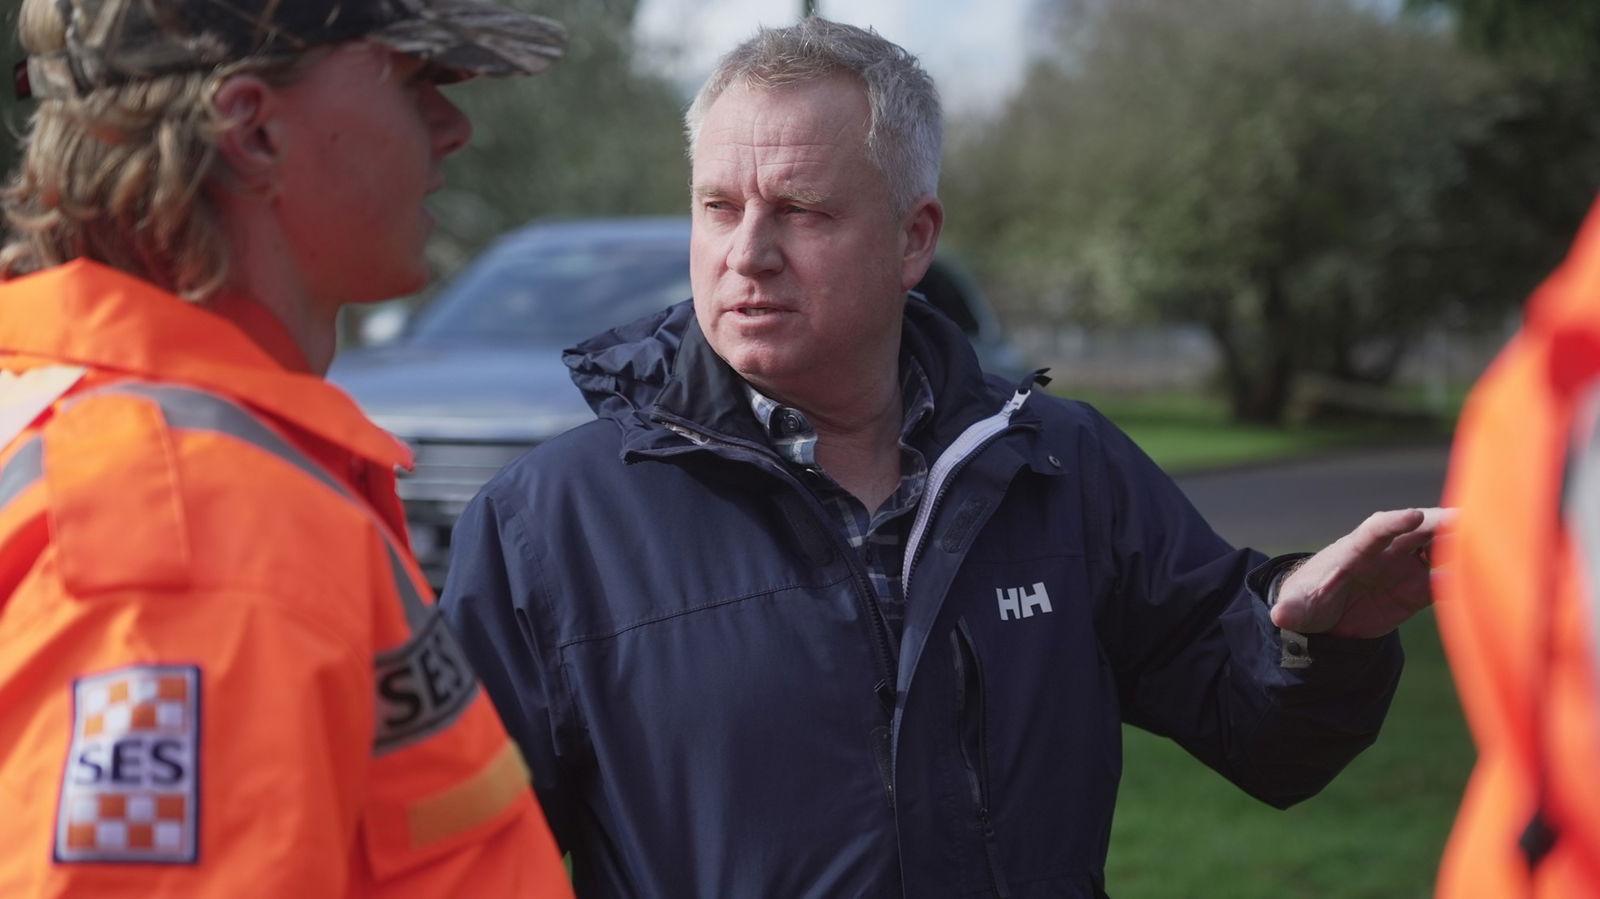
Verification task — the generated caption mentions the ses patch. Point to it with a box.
[55,665,200,864]
[373,609,477,755]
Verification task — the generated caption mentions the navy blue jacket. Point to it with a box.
[440,298,1404,898]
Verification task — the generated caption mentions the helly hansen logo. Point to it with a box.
[997,582,1053,620]
[56,665,200,864]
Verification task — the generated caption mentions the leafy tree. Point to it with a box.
[1403,0,1600,325]
[945,0,1508,423]
[427,0,690,271]
[1407,0,1600,73]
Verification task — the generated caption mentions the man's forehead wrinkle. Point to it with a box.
[769,113,865,151]
[692,88,870,209]
[750,148,835,202]
[694,160,828,206]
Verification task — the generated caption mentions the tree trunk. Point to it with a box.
[1224,359,1294,424]
[1207,274,1298,425]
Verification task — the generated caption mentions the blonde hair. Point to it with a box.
[0,0,312,300]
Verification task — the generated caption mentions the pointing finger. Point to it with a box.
[1346,508,1427,555]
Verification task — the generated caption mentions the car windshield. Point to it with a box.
[409,238,692,344]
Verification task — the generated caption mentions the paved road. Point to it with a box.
[1174,443,1451,554]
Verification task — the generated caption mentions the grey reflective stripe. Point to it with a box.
[0,381,473,757]
[98,384,431,632]
[1565,384,1600,699]
[0,437,43,512]
[0,383,431,628]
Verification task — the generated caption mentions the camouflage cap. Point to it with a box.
[21,0,566,100]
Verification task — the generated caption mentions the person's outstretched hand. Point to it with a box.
[1269,507,1454,638]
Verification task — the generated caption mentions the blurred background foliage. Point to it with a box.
[943,0,1599,422]
[1,0,1597,425]
[425,0,689,272]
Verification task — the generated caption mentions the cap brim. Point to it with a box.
[369,0,566,78]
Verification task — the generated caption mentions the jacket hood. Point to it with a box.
[562,296,1033,459]
[563,303,686,432]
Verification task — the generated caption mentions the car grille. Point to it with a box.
[398,439,533,588]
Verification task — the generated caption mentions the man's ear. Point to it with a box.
[212,74,282,194]
[899,195,944,291]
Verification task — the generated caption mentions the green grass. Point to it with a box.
[1107,614,1472,898]
[1069,390,1452,473]
[1075,388,1472,897]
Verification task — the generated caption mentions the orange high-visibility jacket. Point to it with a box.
[0,261,572,897]
[1437,199,1600,896]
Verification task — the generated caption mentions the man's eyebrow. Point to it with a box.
[773,186,827,206]
[690,184,827,206]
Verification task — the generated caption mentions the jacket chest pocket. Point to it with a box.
[936,560,1122,889]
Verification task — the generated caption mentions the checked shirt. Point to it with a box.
[743,352,935,649]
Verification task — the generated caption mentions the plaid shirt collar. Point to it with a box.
[743,351,936,470]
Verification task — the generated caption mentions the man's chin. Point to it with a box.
[723,349,787,381]
[729,359,782,386]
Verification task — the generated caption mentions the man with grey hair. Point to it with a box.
[444,16,1440,897]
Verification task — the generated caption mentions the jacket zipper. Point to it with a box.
[654,413,901,800]
[954,618,1011,898]
[903,387,1034,597]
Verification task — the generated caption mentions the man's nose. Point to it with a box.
[424,84,473,159]
[728,211,782,277]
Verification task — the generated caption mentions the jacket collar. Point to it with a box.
[654,316,777,447]
[0,259,410,469]
[568,294,1033,460]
